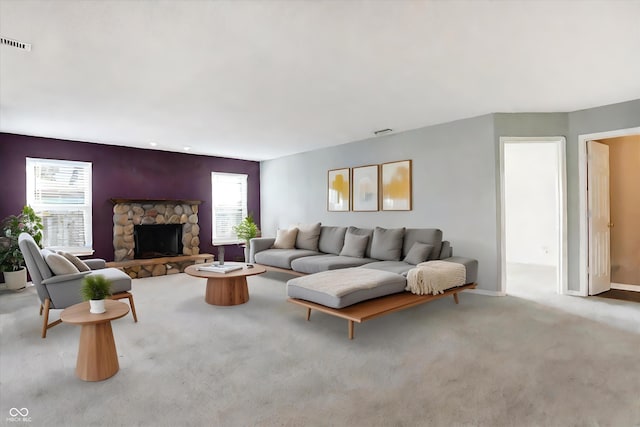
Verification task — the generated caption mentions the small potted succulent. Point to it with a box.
[81,275,112,314]
[232,214,260,262]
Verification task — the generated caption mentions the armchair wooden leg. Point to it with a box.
[41,299,50,338]
[111,292,138,322]
[40,298,62,339]
[126,293,138,322]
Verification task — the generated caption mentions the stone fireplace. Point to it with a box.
[112,199,202,262]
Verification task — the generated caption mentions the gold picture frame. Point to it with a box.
[327,168,350,211]
[381,160,412,211]
[352,165,379,211]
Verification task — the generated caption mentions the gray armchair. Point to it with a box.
[18,233,138,338]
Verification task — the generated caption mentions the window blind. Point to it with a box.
[26,158,93,253]
[211,172,248,244]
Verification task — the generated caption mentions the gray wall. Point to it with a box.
[262,114,500,291]
[261,99,640,294]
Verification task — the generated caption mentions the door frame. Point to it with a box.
[578,127,640,296]
[499,136,567,295]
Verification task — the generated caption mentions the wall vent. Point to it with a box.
[0,37,31,51]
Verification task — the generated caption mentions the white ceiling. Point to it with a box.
[1,1,639,161]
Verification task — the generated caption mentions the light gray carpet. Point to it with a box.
[1,272,639,427]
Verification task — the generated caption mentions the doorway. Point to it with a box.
[499,137,567,296]
[578,127,640,296]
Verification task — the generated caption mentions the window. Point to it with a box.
[26,158,93,254]
[211,172,248,244]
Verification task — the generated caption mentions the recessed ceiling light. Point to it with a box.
[149,142,157,147]
[374,128,393,136]
[183,146,191,151]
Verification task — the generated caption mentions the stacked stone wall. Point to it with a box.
[112,202,200,262]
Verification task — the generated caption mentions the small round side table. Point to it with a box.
[60,300,129,381]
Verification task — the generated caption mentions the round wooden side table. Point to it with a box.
[60,300,130,381]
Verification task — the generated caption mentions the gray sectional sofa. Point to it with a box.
[249,224,478,284]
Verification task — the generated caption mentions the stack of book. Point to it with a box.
[195,264,243,274]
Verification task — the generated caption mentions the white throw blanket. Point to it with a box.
[405,261,466,296]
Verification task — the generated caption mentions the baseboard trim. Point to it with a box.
[565,290,584,297]
[465,288,505,297]
[611,283,640,292]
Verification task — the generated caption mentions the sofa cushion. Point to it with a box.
[255,248,321,270]
[291,254,376,274]
[340,232,369,258]
[287,267,407,309]
[89,268,132,294]
[346,226,374,258]
[403,229,442,260]
[439,241,452,259]
[58,251,91,272]
[403,242,434,265]
[44,252,80,275]
[272,228,298,249]
[318,226,347,255]
[295,222,321,251]
[370,227,405,261]
[360,261,415,276]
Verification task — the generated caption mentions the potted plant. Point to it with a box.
[0,206,43,290]
[232,214,260,262]
[81,275,112,314]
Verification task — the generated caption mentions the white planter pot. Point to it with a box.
[89,299,106,314]
[244,245,250,263]
[4,268,27,291]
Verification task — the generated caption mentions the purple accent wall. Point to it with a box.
[0,133,260,262]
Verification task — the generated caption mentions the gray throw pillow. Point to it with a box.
[339,232,369,258]
[346,226,374,258]
[294,222,321,251]
[318,226,347,255]
[44,252,80,275]
[272,228,298,249]
[370,226,405,261]
[403,242,434,265]
[58,251,91,272]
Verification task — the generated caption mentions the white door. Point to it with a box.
[587,140,611,295]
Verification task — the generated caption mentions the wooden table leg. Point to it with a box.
[306,308,311,321]
[76,322,119,381]
[348,320,354,340]
[205,276,250,306]
[453,292,459,304]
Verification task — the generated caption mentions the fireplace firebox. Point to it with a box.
[134,224,183,259]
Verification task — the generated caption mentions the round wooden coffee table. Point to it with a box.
[184,262,266,306]
[60,300,129,381]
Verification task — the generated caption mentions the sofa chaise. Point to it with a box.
[250,224,478,338]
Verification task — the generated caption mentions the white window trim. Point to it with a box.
[26,157,93,253]
[211,172,248,245]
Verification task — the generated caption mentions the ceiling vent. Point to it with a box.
[0,37,31,51]
[374,128,393,136]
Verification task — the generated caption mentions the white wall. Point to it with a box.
[504,143,558,266]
